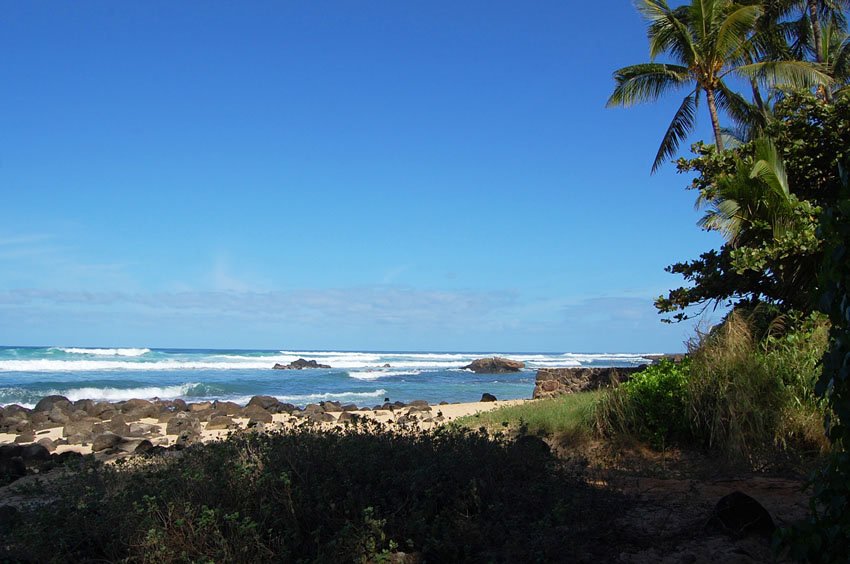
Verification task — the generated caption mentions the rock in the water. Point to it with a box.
[480,393,498,402]
[707,491,776,537]
[272,358,331,370]
[462,357,524,373]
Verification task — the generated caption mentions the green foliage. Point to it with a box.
[781,156,850,561]
[3,423,622,563]
[599,359,691,448]
[657,92,850,322]
[608,0,829,172]
[455,391,600,441]
[598,309,829,462]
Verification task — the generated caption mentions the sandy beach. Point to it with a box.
[0,396,528,458]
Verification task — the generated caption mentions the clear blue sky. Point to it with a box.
[0,1,726,352]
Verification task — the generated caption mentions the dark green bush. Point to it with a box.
[597,359,691,448]
[3,422,623,563]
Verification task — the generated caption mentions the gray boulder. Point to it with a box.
[462,357,524,373]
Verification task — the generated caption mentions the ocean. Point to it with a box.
[0,347,657,408]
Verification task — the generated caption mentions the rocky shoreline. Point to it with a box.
[0,394,524,487]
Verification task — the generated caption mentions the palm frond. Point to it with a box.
[652,91,699,173]
[716,4,763,61]
[735,59,833,88]
[607,63,691,107]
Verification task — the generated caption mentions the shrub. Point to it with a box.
[3,422,624,563]
[596,359,690,448]
[597,310,830,462]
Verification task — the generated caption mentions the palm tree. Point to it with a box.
[819,19,850,95]
[697,138,794,244]
[608,0,830,172]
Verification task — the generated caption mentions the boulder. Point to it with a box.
[212,400,242,415]
[33,395,72,413]
[91,432,124,452]
[95,415,130,436]
[128,422,162,437]
[165,413,202,436]
[117,438,154,454]
[480,393,498,402]
[532,366,647,399]
[462,357,524,373]
[338,411,359,423]
[707,491,776,537]
[63,418,100,439]
[307,412,335,424]
[189,401,213,412]
[36,437,56,453]
[272,358,331,370]
[14,430,36,443]
[20,443,51,462]
[246,395,282,411]
[243,406,273,424]
[320,401,342,413]
[206,415,236,430]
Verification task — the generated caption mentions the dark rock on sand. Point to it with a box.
[212,400,242,415]
[63,418,100,440]
[463,357,525,373]
[206,415,236,430]
[20,443,51,462]
[337,411,359,423]
[480,393,498,402]
[247,395,283,412]
[273,358,331,370]
[243,406,273,424]
[707,491,776,537]
[92,432,124,452]
[33,395,72,413]
[165,413,202,436]
[320,401,343,413]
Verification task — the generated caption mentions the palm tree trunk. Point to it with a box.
[808,0,823,63]
[705,88,725,152]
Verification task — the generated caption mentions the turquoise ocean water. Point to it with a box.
[0,347,657,408]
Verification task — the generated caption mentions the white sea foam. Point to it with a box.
[347,370,423,380]
[38,383,201,403]
[230,389,388,405]
[57,347,152,357]
[0,360,282,372]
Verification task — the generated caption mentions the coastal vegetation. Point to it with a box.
[3,0,850,561]
[2,423,623,562]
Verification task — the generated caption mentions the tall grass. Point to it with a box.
[456,392,600,442]
[596,309,830,463]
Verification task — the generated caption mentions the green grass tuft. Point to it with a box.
[455,391,601,441]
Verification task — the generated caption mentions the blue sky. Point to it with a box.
[0,1,726,352]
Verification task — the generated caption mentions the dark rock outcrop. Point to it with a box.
[462,357,524,373]
[707,491,776,537]
[273,358,331,370]
[532,366,647,399]
[480,393,498,402]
